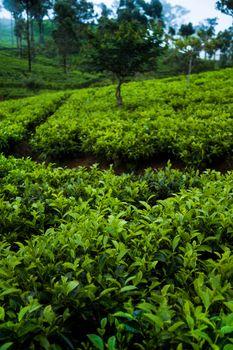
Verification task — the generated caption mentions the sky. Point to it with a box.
[163,0,232,31]
[0,0,232,31]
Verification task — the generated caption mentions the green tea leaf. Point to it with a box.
[18,303,42,322]
[224,302,233,313]
[87,334,104,350]
[0,306,5,321]
[120,286,137,293]
[0,343,13,350]
[66,281,79,295]
[99,288,117,298]
[107,336,116,350]
[168,321,185,332]
[221,326,233,334]
[43,305,55,324]
[224,345,233,350]
[113,311,134,320]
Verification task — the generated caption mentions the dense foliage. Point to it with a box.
[0,91,69,152]
[1,0,232,89]
[28,68,233,167]
[0,154,232,349]
[0,68,232,167]
[0,51,105,100]
[0,2,232,349]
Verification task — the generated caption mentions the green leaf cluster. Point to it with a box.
[0,92,69,152]
[0,155,232,349]
[29,68,233,167]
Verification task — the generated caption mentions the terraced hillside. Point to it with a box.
[0,51,104,100]
[0,68,233,349]
[0,68,232,169]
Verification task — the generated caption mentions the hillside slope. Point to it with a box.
[0,68,232,169]
[0,50,105,100]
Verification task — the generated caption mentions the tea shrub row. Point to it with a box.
[0,92,69,152]
[0,155,233,349]
[0,52,104,99]
[30,68,233,167]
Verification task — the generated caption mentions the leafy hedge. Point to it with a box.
[30,68,233,167]
[0,92,69,152]
[0,68,232,166]
[0,155,233,349]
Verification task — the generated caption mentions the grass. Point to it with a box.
[0,50,109,100]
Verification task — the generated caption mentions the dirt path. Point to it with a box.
[7,141,233,174]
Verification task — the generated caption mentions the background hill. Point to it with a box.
[0,50,108,100]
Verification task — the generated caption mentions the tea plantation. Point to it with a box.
[0,68,232,168]
[0,51,105,100]
[0,68,233,349]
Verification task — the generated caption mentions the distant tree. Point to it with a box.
[160,0,189,30]
[168,26,176,36]
[117,0,147,24]
[179,22,195,37]
[18,0,36,72]
[216,0,233,18]
[3,0,44,69]
[216,26,233,66]
[98,3,113,19]
[31,0,53,45]
[53,0,78,73]
[14,17,25,57]
[86,14,163,106]
[176,36,202,85]
[139,0,163,21]
[197,18,218,59]
[3,0,23,45]
[53,0,94,73]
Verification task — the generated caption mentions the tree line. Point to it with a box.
[1,0,233,104]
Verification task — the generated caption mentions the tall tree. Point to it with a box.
[86,1,163,106]
[98,3,112,20]
[197,18,218,59]
[18,0,35,71]
[31,0,52,45]
[160,0,189,30]
[216,26,233,66]
[176,36,202,85]
[14,16,25,57]
[179,22,195,37]
[216,0,233,18]
[53,0,94,73]
[3,0,23,46]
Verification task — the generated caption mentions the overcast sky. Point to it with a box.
[0,0,232,31]
[164,0,232,31]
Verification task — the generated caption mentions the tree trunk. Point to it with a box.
[186,54,193,87]
[10,15,14,46]
[17,37,20,57]
[38,19,44,45]
[30,17,35,58]
[115,79,123,107]
[19,35,23,59]
[63,54,67,74]
[26,3,32,72]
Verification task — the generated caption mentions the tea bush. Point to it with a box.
[0,52,105,100]
[0,155,233,349]
[30,68,233,167]
[0,92,70,152]
[0,68,232,166]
